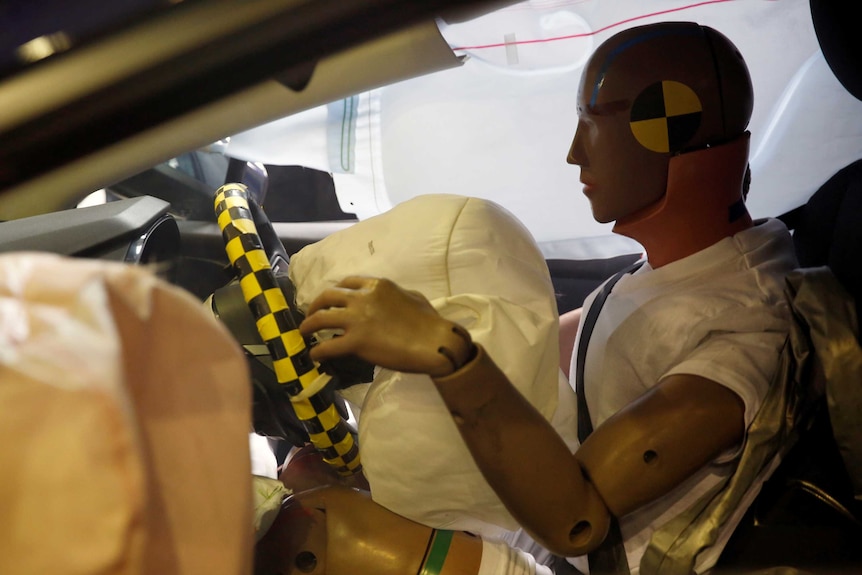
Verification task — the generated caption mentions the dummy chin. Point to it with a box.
[289,193,575,537]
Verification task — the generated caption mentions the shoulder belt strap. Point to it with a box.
[575,260,643,575]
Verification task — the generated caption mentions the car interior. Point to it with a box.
[1,0,861,572]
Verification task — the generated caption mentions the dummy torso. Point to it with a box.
[571,218,795,571]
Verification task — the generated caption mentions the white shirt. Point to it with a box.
[568,218,798,573]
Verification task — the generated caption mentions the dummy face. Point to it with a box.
[566,61,669,223]
[566,23,754,224]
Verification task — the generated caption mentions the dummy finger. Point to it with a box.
[299,307,351,337]
[305,286,358,316]
[307,331,360,363]
[334,275,378,290]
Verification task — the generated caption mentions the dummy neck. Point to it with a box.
[612,134,753,269]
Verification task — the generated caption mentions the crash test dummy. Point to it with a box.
[261,21,798,575]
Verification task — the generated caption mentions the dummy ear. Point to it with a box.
[629,79,703,154]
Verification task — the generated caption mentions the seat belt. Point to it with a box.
[575,261,643,575]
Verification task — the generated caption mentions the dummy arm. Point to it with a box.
[300,277,746,556]
[432,345,612,554]
[575,373,745,514]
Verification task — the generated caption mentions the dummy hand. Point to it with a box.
[299,276,474,378]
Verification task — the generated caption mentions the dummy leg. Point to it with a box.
[254,485,483,575]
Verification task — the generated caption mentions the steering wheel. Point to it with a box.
[213,182,362,477]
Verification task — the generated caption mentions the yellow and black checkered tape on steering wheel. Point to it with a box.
[629,80,702,154]
[214,183,361,476]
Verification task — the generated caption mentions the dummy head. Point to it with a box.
[567,22,753,225]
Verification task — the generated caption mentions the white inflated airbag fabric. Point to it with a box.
[290,194,561,536]
[0,254,253,575]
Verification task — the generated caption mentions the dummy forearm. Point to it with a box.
[432,345,611,556]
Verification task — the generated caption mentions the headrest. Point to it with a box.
[810,0,862,101]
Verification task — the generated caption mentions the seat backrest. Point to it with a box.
[792,159,862,329]
[759,0,862,536]
[791,0,862,328]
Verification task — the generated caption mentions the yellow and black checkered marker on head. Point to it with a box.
[214,183,361,476]
[630,80,702,154]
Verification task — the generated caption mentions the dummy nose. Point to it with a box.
[567,123,587,166]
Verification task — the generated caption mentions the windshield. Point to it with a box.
[210,0,862,259]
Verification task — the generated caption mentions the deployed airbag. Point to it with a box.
[290,193,574,536]
[0,254,253,575]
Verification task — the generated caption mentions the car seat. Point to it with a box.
[713,1,862,571]
[784,0,862,516]
[785,0,862,328]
